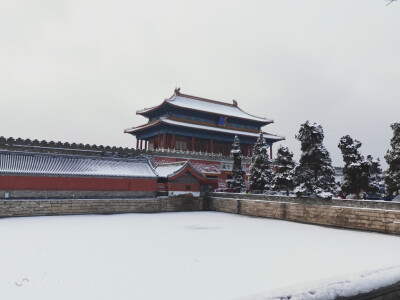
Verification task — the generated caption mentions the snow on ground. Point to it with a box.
[239,265,400,300]
[1,211,400,300]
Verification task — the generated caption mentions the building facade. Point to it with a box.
[0,89,285,197]
[0,137,211,198]
[125,88,284,189]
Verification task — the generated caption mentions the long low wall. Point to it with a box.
[0,190,157,199]
[5,192,400,235]
[209,193,400,235]
[0,196,204,218]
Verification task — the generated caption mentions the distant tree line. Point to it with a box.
[229,121,399,200]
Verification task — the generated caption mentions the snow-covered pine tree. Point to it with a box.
[385,123,400,197]
[366,155,383,195]
[228,136,246,193]
[338,135,370,198]
[271,146,296,194]
[295,121,335,197]
[249,131,273,191]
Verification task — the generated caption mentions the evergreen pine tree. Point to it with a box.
[228,136,246,193]
[295,121,335,196]
[249,132,273,191]
[385,123,400,197]
[271,146,296,194]
[366,155,383,194]
[338,135,370,198]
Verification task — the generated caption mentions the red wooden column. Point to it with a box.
[145,141,148,150]
[172,134,176,150]
[157,134,161,149]
[270,144,273,159]
[210,139,214,153]
[162,132,166,149]
[139,139,143,150]
[192,136,195,151]
[250,146,253,157]
[136,139,139,149]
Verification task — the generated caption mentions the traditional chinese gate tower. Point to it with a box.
[124,88,284,189]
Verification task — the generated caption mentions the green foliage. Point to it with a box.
[385,123,400,196]
[366,155,382,194]
[295,121,335,194]
[249,132,273,191]
[228,136,245,193]
[271,146,296,193]
[338,135,370,198]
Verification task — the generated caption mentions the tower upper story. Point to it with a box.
[135,88,273,132]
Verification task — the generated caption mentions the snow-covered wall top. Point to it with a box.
[0,136,137,158]
[0,151,157,178]
[0,135,251,163]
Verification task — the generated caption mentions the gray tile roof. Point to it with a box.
[0,151,157,178]
[155,161,207,180]
[155,161,187,178]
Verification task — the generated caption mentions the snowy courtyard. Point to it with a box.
[2,211,400,300]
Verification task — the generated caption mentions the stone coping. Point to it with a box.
[210,192,400,211]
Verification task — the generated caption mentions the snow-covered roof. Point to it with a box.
[137,90,273,123]
[163,118,283,140]
[155,160,206,180]
[155,161,187,178]
[125,117,284,141]
[0,151,157,178]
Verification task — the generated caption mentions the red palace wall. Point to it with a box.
[0,175,157,191]
[168,182,200,192]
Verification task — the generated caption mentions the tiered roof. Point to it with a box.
[126,88,285,142]
[125,116,284,140]
[137,88,273,124]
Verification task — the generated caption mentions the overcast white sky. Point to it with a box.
[0,0,399,167]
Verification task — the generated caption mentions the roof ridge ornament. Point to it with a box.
[174,87,181,96]
[232,99,238,107]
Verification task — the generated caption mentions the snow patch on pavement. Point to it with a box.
[238,265,400,300]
